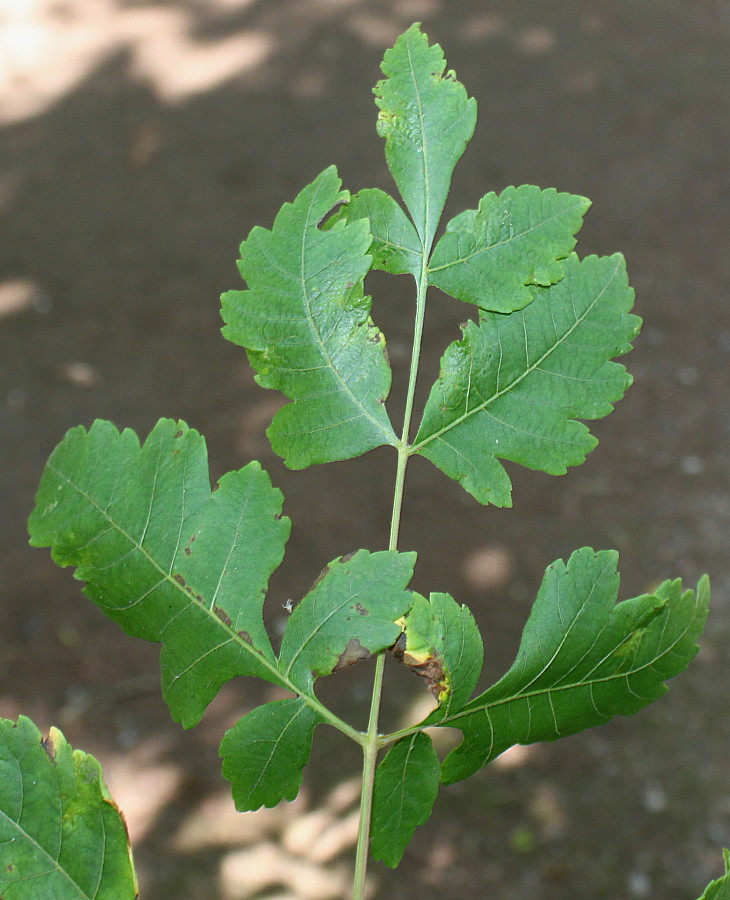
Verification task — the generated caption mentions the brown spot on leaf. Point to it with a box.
[213,606,232,628]
[174,430,184,438]
[339,550,357,564]
[184,547,192,556]
[309,563,332,591]
[238,630,253,645]
[408,658,448,699]
[41,732,57,762]
[173,574,186,587]
[391,632,407,661]
[391,641,448,699]
[353,602,368,616]
[333,638,371,672]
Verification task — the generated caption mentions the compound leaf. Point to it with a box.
[278,549,416,694]
[370,732,440,868]
[697,850,730,900]
[0,716,137,900]
[221,166,397,468]
[413,253,640,506]
[392,591,483,716]
[342,188,422,278]
[428,186,591,313]
[220,699,323,812]
[375,23,477,250]
[439,548,709,784]
[28,419,290,728]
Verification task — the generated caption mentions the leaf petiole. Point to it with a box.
[353,232,432,899]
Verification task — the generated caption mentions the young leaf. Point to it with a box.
[0,716,138,900]
[370,732,440,868]
[220,699,323,812]
[28,419,290,728]
[413,253,640,506]
[341,188,422,279]
[438,548,709,784]
[278,549,417,694]
[697,850,730,900]
[428,186,591,313]
[392,591,483,716]
[375,23,477,250]
[221,165,397,468]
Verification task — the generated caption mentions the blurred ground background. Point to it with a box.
[1,1,729,897]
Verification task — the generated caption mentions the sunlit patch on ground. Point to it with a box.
[0,277,39,318]
[102,735,184,842]
[172,776,365,899]
[462,543,513,591]
[0,0,273,122]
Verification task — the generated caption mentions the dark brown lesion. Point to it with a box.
[212,606,232,628]
[41,731,58,762]
[333,638,371,672]
[391,635,448,699]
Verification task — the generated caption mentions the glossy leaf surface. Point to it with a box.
[392,591,483,716]
[221,166,397,468]
[370,732,440,868]
[0,716,137,900]
[278,549,416,693]
[414,254,640,506]
[28,419,290,728]
[375,23,476,249]
[428,186,590,312]
[220,699,323,811]
[343,188,422,278]
[439,549,709,784]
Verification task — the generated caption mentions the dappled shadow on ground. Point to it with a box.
[2,1,730,897]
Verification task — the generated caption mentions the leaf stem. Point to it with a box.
[389,257,429,547]
[352,258,430,899]
[301,693,366,745]
[352,652,387,898]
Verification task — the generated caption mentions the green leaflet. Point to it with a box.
[220,699,323,811]
[341,188,422,279]
[0,716,138,900]
[28,419,290,728]
[438,548,709,784]
[370,732,440,868]
[278,549,416,694]
[428,186,591,313]
[220,550,416,812]
[413,253,640,506]
[392,591,483,716]
[23,23,714,891]
[375,23,477,250]
[221,166,397,469]
[697,850,730,900]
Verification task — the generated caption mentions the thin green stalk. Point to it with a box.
[389,257,429,550]
[352,260,430,900]
[352,652,387,898]
[299,691,366,746]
